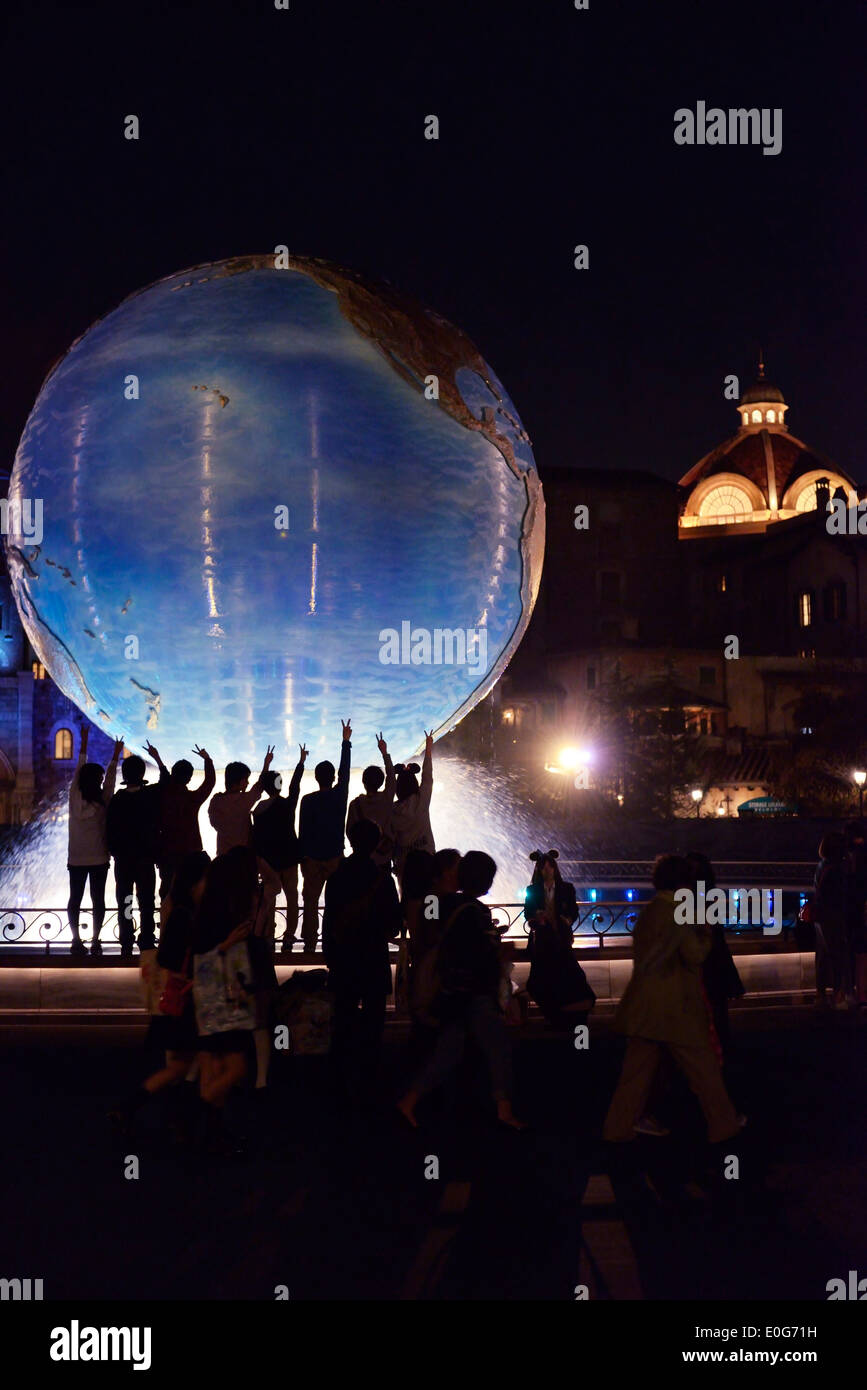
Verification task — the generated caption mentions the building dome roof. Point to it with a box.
[678,358,857,525]
[739,354,785,405]
[740,379,785,405]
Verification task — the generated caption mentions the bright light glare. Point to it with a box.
[558,746,593,771]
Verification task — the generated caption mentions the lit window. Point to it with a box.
[751,410,762,423]
[797,591,812,628]
[698,486,752,522]
[54,728,73,760]
[767,409,776,423]
[31,661,46,680]
[717,574,727,593]
[742,412,749,425]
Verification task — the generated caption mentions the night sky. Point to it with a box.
[3,0,864,488]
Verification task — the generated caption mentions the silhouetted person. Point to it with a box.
[603,854,742,1145]
[145,741,216,899]
[298,719,352,950]
[322,818,402,1093]
[192,847,263,1150]
[407,848,461,1032]
[67,726,123,956]
[685,851,743,1055]
[107,752,163,957]
[389,731,435,882]
[208,747,274,856]
[110,850,211,1137]
[346,732,396,867]
[253,744,308,949]
[844,821,867,1005]
[519,849,595,1026]
[398,851,525,1130]
[814,831,853,1008]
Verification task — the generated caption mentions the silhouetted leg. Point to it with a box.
[603,1038,661,1141]
[115,861,135,953]
[89,863,109,941]
[137,860,157,949]
[67,866,88,941]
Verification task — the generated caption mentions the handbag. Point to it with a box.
[159,950,192,1017]
[193,940,257,1036]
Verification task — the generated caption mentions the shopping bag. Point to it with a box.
[193,941,257,1036]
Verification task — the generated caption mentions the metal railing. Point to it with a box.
[0,900,802,951]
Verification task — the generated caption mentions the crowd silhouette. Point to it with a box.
[64,724,867,1155]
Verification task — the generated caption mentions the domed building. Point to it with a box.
[679,359,858,534]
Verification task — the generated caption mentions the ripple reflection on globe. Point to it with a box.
[7,255,544,766]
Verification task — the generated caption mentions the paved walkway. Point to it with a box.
[1,1006,863,1301]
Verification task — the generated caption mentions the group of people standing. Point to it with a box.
[811,822,867,1010]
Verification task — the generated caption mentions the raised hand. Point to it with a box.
[263,744,275,769]
[192,745,210,761]
[377,731,387,756]
[424,729,434,755]
[112,737,125,759]
[342,719,352,742]
[298,743,309,763]
[144,740,160,761]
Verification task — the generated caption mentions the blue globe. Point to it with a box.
[6,255,544,767]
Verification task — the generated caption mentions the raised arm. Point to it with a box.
[336,721,352,800]
[77,724,89,770]
[144,740,170,785]
[286,744,307,817]
[248,744,275,804]
[377,732,396,802]
[102,737,124,801]
[419,731,434,809]
[191,745,216,806]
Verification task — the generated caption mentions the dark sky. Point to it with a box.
[2,0,864,487]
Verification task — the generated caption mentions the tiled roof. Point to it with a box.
[697,747,775,786]
[679,429,848,503]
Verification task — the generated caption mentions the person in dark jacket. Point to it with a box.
[844,821,867,1005]
[519,849,595,1027]
[107,754,163,956]
[322,817,402,1089]
[145,741,216,900]
[108,850,212,1138]
[298,720,352,950]
[685,851,744,1055]
[814,831,853,1008]
[397,851,526,1130]
[252,745,307,950]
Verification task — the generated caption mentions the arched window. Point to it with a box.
[742,412,749,425]
[698,484,753,521]
[767,409,776,423]
[751,409,762,423]
[54,728,73,760]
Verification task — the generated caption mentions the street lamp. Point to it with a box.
[691,787,703,818]
[854,769,866,818]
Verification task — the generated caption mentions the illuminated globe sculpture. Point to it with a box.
[6,255,544,766]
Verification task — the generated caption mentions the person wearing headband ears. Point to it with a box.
[388,731,435,884]
[517,850,595,1026]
